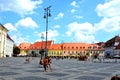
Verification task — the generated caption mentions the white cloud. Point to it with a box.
[3,17,38,45]
[95,0,120,32]
[0,0,42,16]
[71,1,79,8]
[74,15,83,19]
[48,29,59,40]
[54,12,64,20]
[67,22,95,43]
[4,23,17,31]
[34,31,38,34]
[74,32,95,43]
[66,31,72,37]
[68,22,94,34]
[15,17,38,28]
[71,9,76,13]
[11,33,30,45]
[96,0,120,17]
[38,29,59,42]
[95,16,120,32]
[54,25,60,28]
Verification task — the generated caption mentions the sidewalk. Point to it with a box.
[0,57,120,80]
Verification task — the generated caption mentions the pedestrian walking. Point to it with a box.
[26,55,30,63]
[47,56,52,71]
[43,57,48,72]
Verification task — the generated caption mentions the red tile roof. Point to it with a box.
[105,35,120,47]
[18,41,104,51]
[18,42,31,50]
[49,44,62,50]
[28,40,53,50]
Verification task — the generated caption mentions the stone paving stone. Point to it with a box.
[9,67,23,70]
[15,76,48,80]
[75,76,105,80]
[0,78,5,80]
[26,69,43,73]
[46,73,69,77]
[64,70,80,73]
[0,58,120,80]
[0,66,10,68]
[0,72,19,76]
[100,69,118,72]
[92,72,112,76]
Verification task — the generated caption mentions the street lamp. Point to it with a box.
[41,33,44,49]
[43,6,51,57]
[40,33,44,59]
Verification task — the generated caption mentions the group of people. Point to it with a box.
[25,55,52,72]
[39,56,52,72]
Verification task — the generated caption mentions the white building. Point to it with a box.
[0,23,8,57]
[104,36,120,58]
[6,34,14,57]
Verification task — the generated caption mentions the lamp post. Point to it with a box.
[43,6,51,57]
[40,33,44,59]
[41,33,44,49]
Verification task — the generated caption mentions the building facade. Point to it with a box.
[18,42,31,56]
[0,24,8,57]
[6,34,14,57]
[18,41,105,58]
[104,35,120,58]
[48,44,62,57]
[18,41,53,57]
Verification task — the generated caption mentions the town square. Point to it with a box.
[0,57,120,80]
[0,0,120,80]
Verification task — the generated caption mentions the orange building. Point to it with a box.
[48,42,104,58]
[62,42,90,57]
[18,40,53,56]
[18,41,104,57]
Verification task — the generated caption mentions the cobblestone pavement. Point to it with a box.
[0,57,120,80]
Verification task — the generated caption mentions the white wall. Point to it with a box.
[6,38,14,57]
[0,24,8,57]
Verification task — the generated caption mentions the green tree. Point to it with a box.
[31,51,35,57]
[13,46,20,57]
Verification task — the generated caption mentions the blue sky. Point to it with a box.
[0,0,120,45]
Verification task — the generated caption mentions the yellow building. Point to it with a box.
[18,42,31,56]
[48,44,63,57]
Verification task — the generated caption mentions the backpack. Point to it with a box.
[43,58,48,65]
